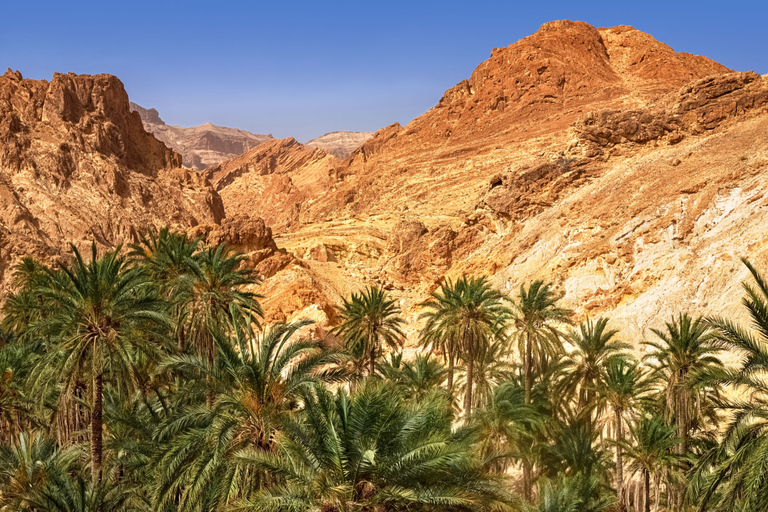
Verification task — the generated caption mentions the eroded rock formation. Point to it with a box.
[0,69,223,287]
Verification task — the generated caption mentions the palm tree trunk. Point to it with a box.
[523,458,533,502]
[91,338,103,487]
[524,331,533,404]
[464,355,474,417]
[206,332,215,408]
[447,352,454,392]
[615,408,624,504]
[370,346,376,378]
[644,468,650,512]
[653,474,660,512]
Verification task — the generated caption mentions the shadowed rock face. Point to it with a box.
[130,102,273,170]
[0,69,223,287]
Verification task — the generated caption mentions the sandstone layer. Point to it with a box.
[306,131,374,160]
[130,102,273,170]
[216,21,768,349]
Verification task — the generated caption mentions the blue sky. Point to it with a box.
[2,0,766,141]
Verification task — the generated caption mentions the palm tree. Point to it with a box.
[29,474,137,512]
[129,228,201,350]
[597,355,649,505]
[510,280,572,405]
[531,474,615,512]
[332,285,405,378]
[28,244,169,485]
[235,382,515,512]
[510,280,571,499]
[691,259,768,511]
[477,378,542,478]
[377,352,448,401]
[458,337,516,413]
[176,243,262,406]
[623,415,681,512]
[561,318,628,430]
[0,432,78,511]
[152,321,344,511]
[647,314,723,459]
[420,275,510,417]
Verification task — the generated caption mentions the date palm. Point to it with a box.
[377,352,447,401]
[235,382,515,512]
[597,355,649,505]
[510,280,571,499]
[692,259,768,511]
[176,243,262,406]
[152,320,344,511]
[0,432,77,511]
[647,314,723,458]
[561,318,628,429]
[27,244,169,485]
[128,228,201,349]
[623,415,681,512]
[420,275,510,417]
[332,285,405,378]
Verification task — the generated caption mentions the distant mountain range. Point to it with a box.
[129,103,274,170]
[129,103,373,169]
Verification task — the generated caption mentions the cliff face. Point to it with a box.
[0,69,224,286]
[214,21,768,347]
[130,102,273,170]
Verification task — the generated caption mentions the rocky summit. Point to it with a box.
[0,69,289,291]
[2,20,767,350]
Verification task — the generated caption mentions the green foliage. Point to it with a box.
[332,285,405,379]
[234,381,515,512]
[3,230,768,512]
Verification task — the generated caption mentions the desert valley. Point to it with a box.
[1,17,768,512]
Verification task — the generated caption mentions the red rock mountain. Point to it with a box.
[2,20,767,349]
[212,21,768,347]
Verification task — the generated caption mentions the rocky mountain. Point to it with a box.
[3,20,767,352]
[306,131,374,160]
[212,21,768,349]
[0,69,257,289]
[129,102,273,170]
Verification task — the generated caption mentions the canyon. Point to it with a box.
[2,20,768,350]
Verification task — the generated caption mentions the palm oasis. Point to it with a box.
[0,229,765,512]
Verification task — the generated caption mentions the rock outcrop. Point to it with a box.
[130,102,273,170]
[207,137,338,231]
[0,70,223,287]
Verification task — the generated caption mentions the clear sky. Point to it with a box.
[2,0,766,141]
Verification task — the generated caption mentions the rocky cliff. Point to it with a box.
[216,21,768,348]
[130,102,273,170]
[0,69,224,286]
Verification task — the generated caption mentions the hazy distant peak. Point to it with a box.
[129,103,273,170]
[306,131,374,160]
